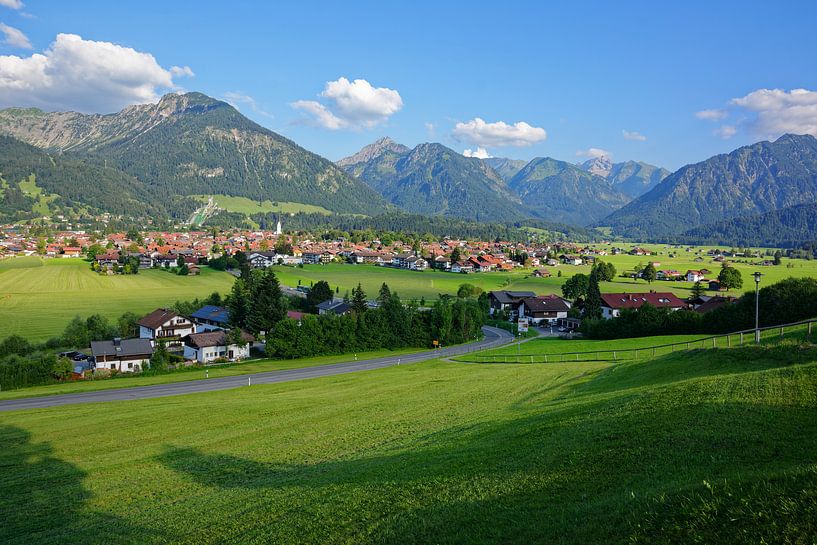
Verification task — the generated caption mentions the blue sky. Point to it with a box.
[0,1,816,170]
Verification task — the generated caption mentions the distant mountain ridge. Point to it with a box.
[599,133,817,238]
[0,92,389,217]
[483,157,528,182]
[338,141,527,222]
[508,157,631,225]
[580,157,669,198]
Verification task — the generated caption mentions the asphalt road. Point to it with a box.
[0,326,513,412]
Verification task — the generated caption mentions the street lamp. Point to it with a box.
[753,271,763,343]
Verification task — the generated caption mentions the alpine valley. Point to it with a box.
[1,91,817,246]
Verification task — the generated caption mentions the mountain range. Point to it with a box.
[600,133,817,240]
[0,93,388,221]
[1,90,816,246]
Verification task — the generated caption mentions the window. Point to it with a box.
[110,364,115,370]
[128,362,133,369]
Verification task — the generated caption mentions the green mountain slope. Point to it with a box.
[340,141,528,222]
[0,93,388,216]
[509,157,631,225]
[682,201,817,246]
[484,157,528,182]
[0,136,174,222]
[600,134,817,238]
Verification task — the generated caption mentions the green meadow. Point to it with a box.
[0,257,235,341]
[271,247,817,301]
[1,341,816,544]
[193,194,333,216]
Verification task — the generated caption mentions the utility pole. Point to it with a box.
[753,271,763,343]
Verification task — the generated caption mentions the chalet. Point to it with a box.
[191,305,230,332]
[686,270,705,283]
[248,251,277,268]
[154,254,177,268]
[91,338,153,373]
[182,330,254,363]
[392,253,414,268]
[518,295,571,325]
[62,247,82,258]
[433,255,451,270]
[656,270,682,281]
[350,250,385,264]
[405,256,428,270]
[532,269,551,278]
[708,280,724,291]
[137,308,195,349]
[560,255,583,266]
[600,292,686,319]
[317,299,352,316]
[95,252,119,266]
[629,247,651,256]
[488,290,536,317]
[450,261,474,274]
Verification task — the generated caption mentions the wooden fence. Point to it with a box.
[461,319,817,364]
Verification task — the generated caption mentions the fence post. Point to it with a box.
[613,351,617,361]
[740,332,744,345]
[544,355,548,364]
[653,348,656,358]
[727,335,731,348]
[713,337,716,348]
[781,326,784,338]
[809,321,813,339]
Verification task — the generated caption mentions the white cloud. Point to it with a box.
[695,109,728,121]
[0,0,24,9]
[0,23,31,49]
[714,125,737,139]
[576,147,612,159]
[425,121,436,138]
[622,129,646,141]
[0,33,193,113]
[730,88,817,138]
[223,91,272,118]
[463,147,492,159]
[170,65,194,78]
[292,77,403,130]
[452,117,546,148]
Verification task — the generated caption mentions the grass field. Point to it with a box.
[1,341,816,544]
[193,194,333,216]
[271,248,817,301]
[0,347,424,400]
[0,257,235,341]
[465,333,711,357]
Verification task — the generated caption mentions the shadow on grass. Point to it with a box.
[0,425,163,545]
[156,361,817,544]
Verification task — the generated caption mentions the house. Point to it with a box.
[137,308,195,349]
[686,270,705,283]
[316,299,352,315]
[188,265,201,275]
[62,247,82,258]
[405,256,428,270]
[95,252,119,266]
[708,280,723,291]
[450,261,474,274]
[248,251,277,268]
[183,330,254,363]
[488,290,536,317]
[560,255,583,266]
[350,250,385,264]
[557,317,582,331]
[694,295,737,314]
[433,255,451,270]
[154,254,177,268]
[190,305,230,332]
[532,269,551,278]
[518,295,571,325]
[657,270,682,281]
[91,338,153,373]
[600,292,687,319]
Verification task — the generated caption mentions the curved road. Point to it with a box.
[0,326,514,412]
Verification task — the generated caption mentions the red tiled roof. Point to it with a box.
[600,292,686,310]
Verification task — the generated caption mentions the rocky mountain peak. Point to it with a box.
[581,155,614,178]
[336,136,410,167]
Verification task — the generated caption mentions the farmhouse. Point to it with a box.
[532,269,551,278]
[488,290,536,317]
[600,292,687,319]
[91,338,153,373]
[191,305,230,331]
[182,330,254,363]
[686,270,705,282]
[517,295,571,325]
[137,308,195,349]
[317,299,352,316]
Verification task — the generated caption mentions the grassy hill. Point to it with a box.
[1,341,815,543]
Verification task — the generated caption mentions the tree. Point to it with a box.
[117,312,140,338]
[36,238,46,255]
[177,263,190,276]
[351,283,368,315]
[62,316,89,348]
[150,340,170,370]
[377,282,392,305]
[176,255,185,269]
[85,243,105,259]
[227,278,251,329]
[52,356,74,380]
[642,263,657,284]
[593,261,616,282]
[450,247,462,263]
[274,239,293,255]
[457,283,482,298]
[718,266,743,290]
[561,273,590,300]
[0,335,32,357]
[247,269,286,334]
[227,328,248,349]
[773,250,782,266]
[584,270,602,319]
[307,280,333,312]
[691,280,705,298]
[86,314,115,341]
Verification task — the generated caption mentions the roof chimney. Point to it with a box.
[113,337,121,346]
